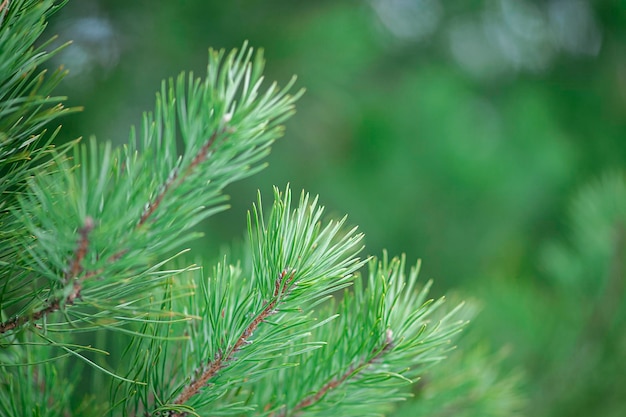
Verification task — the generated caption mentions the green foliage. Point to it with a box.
[116,188,366,416]
[3,40,299,341]
[0,0,76,202]
[0,0,79,326]
[247,255,465,417]
[0,345,81,417]
[0,1,525,417]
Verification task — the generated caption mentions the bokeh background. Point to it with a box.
[45,1,626,416]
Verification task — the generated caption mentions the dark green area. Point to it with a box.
[45,1,626,416]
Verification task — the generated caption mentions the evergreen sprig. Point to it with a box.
[113,191,465,417]
[0,42,301,346]
[0,0,79,343]
[0,0,76,204]
[247,254,466,417]
[115,187,365,416]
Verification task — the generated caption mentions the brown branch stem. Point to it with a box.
[283,329,394,417]
[0,217,94,334]
[170,269,296,414]
[137,129,222,228]
[66,216,94,281]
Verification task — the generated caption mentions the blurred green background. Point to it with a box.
[45,1,626,416]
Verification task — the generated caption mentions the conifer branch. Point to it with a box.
[0,216,94,334]
[284,329,395,417]
[138,127,225,227]
[4,42,300,343]
[172,269,296,411]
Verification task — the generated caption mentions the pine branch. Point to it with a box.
[118,187,364,416]
[249,255,466,417]
[0,1,80,329]
[173,269,296,409]
[0,0,78,201]
[3,45,301,341]
[137,126,225,228]
[286,329,395,417]
[0,217,94,334]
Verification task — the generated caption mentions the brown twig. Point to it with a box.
[283,329,395,417]
[170,269,296,415]
[137,129,221,227]
[66,216,94,281]
[0,217,95,334]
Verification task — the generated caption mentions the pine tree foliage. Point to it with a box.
[0,0,78,324]
[245,255,466,417]
[116,188,367,416]
[0,1,524,416]
[1,26,300,341]
[114,221,466,416]
[0,0,75,201]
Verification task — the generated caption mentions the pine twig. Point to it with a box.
[138,127,225,227]
[170,269,296,414]
[279,329,395,417]
[90,127,227,278]
[0,217,94,333]
[1,126,227,335]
